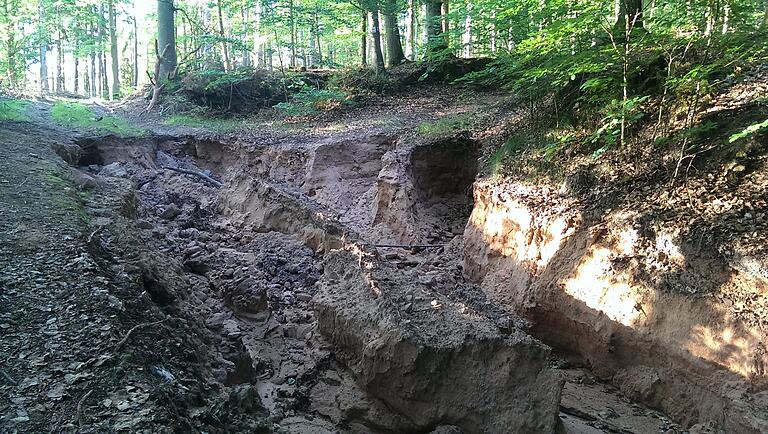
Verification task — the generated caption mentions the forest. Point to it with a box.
[1,0,768,433]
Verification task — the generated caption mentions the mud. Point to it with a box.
[464,180,768,432]
[27,125,718,433]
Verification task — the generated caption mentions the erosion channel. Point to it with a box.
[20,127,765,433]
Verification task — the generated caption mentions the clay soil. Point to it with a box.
[0,87,718,433]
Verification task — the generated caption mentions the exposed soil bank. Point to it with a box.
[464,180,768,432]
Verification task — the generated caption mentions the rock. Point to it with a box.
[99,162,128,178]
[314,249,563,434]
[179,228,200,239]
[184,258,209,275]
[135,219,153,229]
[70,168,97,190]
[51,141,82,164]
[159,205,181,220]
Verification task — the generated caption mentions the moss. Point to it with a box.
[0,98,30,121]
[418,113,475,139]
[50,101,146,136]
[164,114,244,132]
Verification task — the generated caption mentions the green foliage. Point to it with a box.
[50,102,145,136]
[0,98,30,121]
[164,114,244,132]
[273,87,350,116]
[329,67,396,95]
[418,114,475,139]
[729,119,768,143]
[589,96,649,154]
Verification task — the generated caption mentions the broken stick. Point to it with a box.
[77,390,93,429]
[114,319,167,353]
[161,166,223,188]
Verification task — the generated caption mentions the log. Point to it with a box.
[161,166,223,188]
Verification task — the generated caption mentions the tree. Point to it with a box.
[369,4,385,71]
[382,0,405,66]
[109,0,120,99]
[425,0,446,57]
[157,0,177,79]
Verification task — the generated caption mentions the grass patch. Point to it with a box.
[164,114,244,132]
[418,113,474,139]
[0,98,30,121]
[50,101,145,136]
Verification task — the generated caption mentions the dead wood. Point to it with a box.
[161,166,223,188]
[76,389,93,429]
[114,319,167,353]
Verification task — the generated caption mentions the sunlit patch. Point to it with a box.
[686,325,760,377]
[562,247,643,326]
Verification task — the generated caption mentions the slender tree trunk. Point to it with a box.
[242,7,250,67]
[217,0,231,70]
[3,0,17,88]
[56,28,63,93]
[425,0,446,57]
[615,0,644,34]
[383,0,405,66]
[74,55,80,94]
[157,0,177,79]
[442,0,449,46]
[254,1,263,67]
[38,0,48,93]
[133,10,139,86]
[361,11,367,66]
[406,0,416,60]
[109,0,120,99]
[289,0,297,68]
[370,8,385,72]
[462,6,472,57]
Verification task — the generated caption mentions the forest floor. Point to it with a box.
[0,83,746,433]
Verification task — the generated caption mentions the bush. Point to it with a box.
[273,87,351,117]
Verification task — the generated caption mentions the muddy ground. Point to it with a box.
[0,88,730,433]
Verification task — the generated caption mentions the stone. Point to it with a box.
[136,219,153,229]
[99,162,128,178]
[159,205,181,220]
[51,142,82,164]
[70,168,97,190]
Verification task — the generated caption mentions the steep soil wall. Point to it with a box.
[464,180,768,432]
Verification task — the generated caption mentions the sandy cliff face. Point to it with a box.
[464,180,768,432]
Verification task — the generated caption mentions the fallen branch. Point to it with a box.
[364,243,445,249]
[114,319,167,353]
[161,166,223,188]
[76,389,93,429]
[0,369,16,386]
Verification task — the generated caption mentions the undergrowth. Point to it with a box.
[0,98,30,121]
[50,102,145,136]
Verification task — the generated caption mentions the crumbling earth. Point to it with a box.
[0,93,709,434]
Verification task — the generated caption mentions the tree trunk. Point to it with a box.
[109,0,120,99]
[254,1,263,67]
[425,0,446,57]
[132,8,139,87]
[289,0,297,68]
[74,55,80,94]
[56,29,63,93]
[38,0,48,93]
[370,8,386,72]
[242,7,250,67]
[217,0,231,70]
[442,0,449,46]
[361,11,367,66]
[157,0,177,79]
[406,0,416,60]
[383,0,405,66]
[615,0,644,35]
[462,6,471,57]
[3,0,17,88]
